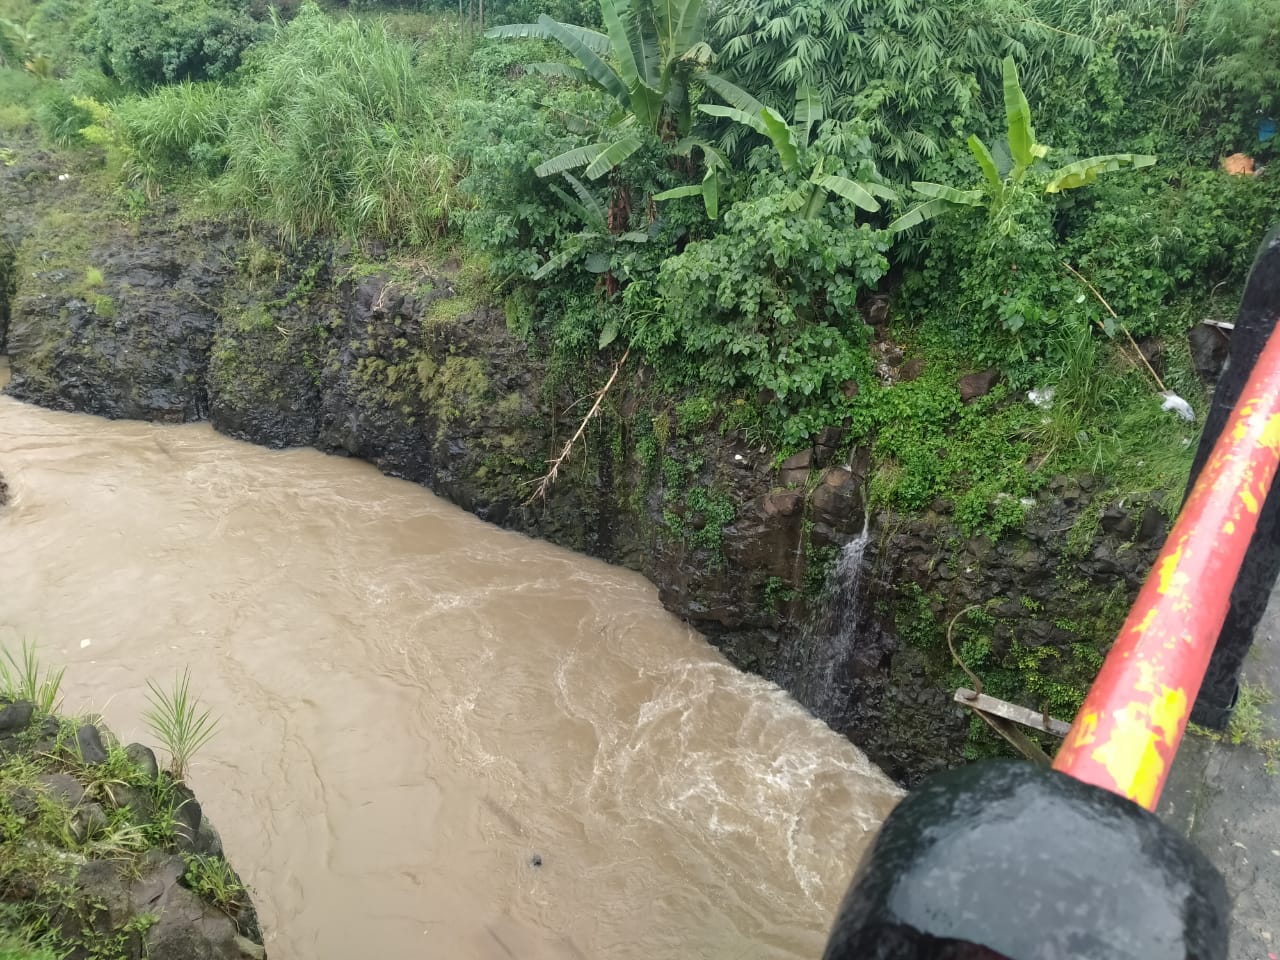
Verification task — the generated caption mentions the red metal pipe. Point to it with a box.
[1053,328,1280,810]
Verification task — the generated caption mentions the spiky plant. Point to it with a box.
[0,639,65,714]
[143,670,219,781]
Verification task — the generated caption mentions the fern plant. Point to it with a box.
[707,0,1161,179]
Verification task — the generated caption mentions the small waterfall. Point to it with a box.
[780,514,872,722]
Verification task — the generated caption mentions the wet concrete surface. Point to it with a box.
[1160,595,1280,960]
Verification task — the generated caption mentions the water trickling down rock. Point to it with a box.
[781,517,872,722]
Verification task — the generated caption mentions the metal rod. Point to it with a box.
[955,688,1072,737]
[1053,326,1280,810]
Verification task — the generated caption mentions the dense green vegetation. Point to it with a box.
[2,0,1278,527]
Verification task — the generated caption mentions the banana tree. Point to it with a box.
[486,0,727,181]
[889,56,1156,233]
[657,80,896,219]
[534,173,655,298]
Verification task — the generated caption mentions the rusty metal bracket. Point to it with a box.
[955,688,1072,766]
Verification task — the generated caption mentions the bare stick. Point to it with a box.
[947,604,989,698]
[1062,260,1167,392]
[525,348,631,505]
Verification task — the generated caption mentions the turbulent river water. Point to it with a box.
[0,389,901,960]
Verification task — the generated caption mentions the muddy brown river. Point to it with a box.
[0,391,900,960]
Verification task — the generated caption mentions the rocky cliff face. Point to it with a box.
[1,143,1173,783]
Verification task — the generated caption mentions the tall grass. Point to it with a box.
[215,2,459,244]
[143,669,218,781]
[0,639,65,714]
[117,80,232,182]
[1029,326,1199,505]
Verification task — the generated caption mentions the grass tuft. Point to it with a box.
[0,639,65,714]
[143,669,218,782]
[182,853,245,914]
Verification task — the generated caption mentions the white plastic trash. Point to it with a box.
[1160,392,1195,421]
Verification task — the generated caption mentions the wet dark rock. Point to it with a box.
[760,490,804,518]
[778,450,812,486]
[67,848,261,960]
[1137,503,1168,543]
[1083,541,1127,577]
[898,358,925,382]
[0,699,34,732]
[197,816,224,858]
[1048,474,1085,506]
[126,742,161,781]
[72,800,110,841]
[171,785,205,854]
[5,213,232,422]
[25,715,60,756]
[812,425,846,467]
[1136,336,1166,378]
[1189,323,1231,384]
[810,468,860,526]
[75,723,109,765]
[959,368,999,402]
[1100,501,1137,539]
[8,785,40,817]
[866,296,890,326]
[37,772,86,807]
[109,783,154,822]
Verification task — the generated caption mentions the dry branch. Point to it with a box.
[525,348,630,505]
[1062,260,1167,392]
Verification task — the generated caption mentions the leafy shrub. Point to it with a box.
[1062,168,1280,335]
[0,100,34,133]
[0,66,42,130]
[455,81,691,281]
[35,85,96,144]
[6,0,95,71]
[88,0,261,91]
[414,0,600,27]
[910,193,1070,368]
[849,374,1040,536]
[630,167,890,445]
